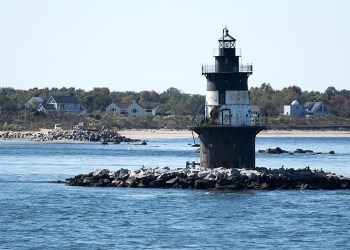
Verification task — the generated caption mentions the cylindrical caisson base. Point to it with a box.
[190,126,266,169]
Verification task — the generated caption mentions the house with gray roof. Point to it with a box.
[106,101,155,116]
[37,103,55,114]
[284,100,328,117]
[304,102,328,116]
[37,96,81,114]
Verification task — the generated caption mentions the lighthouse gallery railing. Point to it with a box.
[202,64,253,74]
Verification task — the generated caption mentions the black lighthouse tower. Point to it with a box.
[189,28,266,169]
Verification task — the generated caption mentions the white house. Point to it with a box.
[106,101,155,116]
[144,108,156,116]
[127,101,144,116]
[105,103,121,113]
[284,100,306,117]
[284,100,328,117]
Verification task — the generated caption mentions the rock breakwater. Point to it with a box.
[65,166,350,190]
[0,130,139,143]
[259,147,335,155]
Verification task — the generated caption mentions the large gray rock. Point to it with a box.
[195,179,215,189]
[93,169,110,177]
[118,168,130,179]
[260,147,289,154]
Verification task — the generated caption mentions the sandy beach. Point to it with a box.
[119,129,350,139]
[2,129,350,142]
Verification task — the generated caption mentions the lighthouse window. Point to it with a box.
[219,91,225,104]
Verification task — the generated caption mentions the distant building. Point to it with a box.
[26,97,44,109]
[144,108,156,116]
[37,103,55,114]
[304,102,328,116]
[37,96,81,114]
[249,105,260,115]
[106,101,155,116]
[284,100,328,117]
[105,103,122,114]
[284,100,306,117]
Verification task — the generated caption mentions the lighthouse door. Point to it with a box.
[222,109,231,125]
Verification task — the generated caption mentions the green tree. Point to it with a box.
[324,86,337,101]
[139,90,160,108]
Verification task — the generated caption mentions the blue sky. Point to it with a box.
[0,0,349,94]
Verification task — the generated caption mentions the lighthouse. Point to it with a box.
[189,28,267,169]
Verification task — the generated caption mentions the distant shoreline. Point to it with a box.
[1,129,350,142]
[119,129,350,139]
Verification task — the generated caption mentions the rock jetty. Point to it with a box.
[259,147,334,155]
[0,130,140,143]
[65,166,350,190]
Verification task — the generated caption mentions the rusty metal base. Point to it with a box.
[189,125,266,169]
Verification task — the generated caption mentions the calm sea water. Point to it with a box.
[1,137,350,249]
